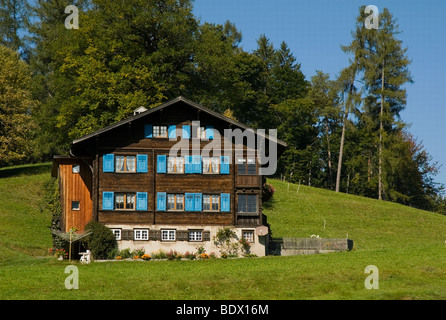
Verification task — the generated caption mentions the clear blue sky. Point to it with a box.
[193,0,446,191]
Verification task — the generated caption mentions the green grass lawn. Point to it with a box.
[1,163,446,300]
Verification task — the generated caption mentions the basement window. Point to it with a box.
[134,229,149,241]
[161,229,176,241]
[111,229,121,241]
[188,230,203,242]
[242,230,255,243]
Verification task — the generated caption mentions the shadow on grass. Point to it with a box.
[262,196,276,210]
[0,163,52,178]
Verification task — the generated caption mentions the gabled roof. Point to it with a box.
[72,96,287,147]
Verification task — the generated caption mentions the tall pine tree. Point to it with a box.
[362,8,412,200]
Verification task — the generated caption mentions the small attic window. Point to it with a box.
[133,106,148,116]
[72,165,80,173]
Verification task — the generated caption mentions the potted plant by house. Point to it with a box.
[49,248,68,260]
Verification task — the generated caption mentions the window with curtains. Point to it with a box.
[242,230,255,243]
[153,125,168,138]
[157,192,229,212]
[167,194,184,211]
[102,191,147,211]
[167,157,184,173]
[192,126,206,139]
[202,157,220,174]
[115,193,135,210]
[103,154,147,173]
[203,194,220,212]
[115,155,136,172]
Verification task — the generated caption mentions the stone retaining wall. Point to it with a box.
[268,238,353,256]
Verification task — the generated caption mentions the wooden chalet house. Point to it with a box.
[52,97,286,256]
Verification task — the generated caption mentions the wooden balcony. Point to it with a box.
[236,212,261,226]
[236,175,261,188]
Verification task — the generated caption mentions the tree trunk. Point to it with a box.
[336,73,356,193]
[325,118,333,189]
[378,66,385,200]
[336,111,347,193]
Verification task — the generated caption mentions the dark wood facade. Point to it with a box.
[52,97,286,234]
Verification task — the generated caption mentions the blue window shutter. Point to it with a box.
[103,154,114,172]
[221,193,230,212]
[185,156,193,173]
[136,192,148,211]
[185,193,194,211]
[102,192,114,210]
[182,125,190,139]
[157,155,166,173]
[168,125,176,139]
[192,155,202,173]
[144,124,153,138]
[136,154,148,173]
[205,126,214,140]
[194,193,202,211]
[157,192,166,211]
[220,156,229,174]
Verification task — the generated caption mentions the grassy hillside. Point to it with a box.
[1,163,446,300]
[0,163,53,263]
[263,179,446,251]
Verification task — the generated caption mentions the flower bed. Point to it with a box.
[108,245,247,262]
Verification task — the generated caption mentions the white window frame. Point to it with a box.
[134,229,149,241]
[153,125,168,138]
[242,230,255,243]
[188,230,203,242]
[111,229,122,241]
[161,229,176,241]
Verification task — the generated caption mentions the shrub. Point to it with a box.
[195,245,206,255]
[151,249,167,259]
[184,251,196,260]
[40,177,65,249]
[83,220,117,260]
[167,250,182,260]
[49,248,68,259]
[239,238,251,256]
[131,247,145,257]
[213,227,240,257]
[118,248,132,259]
[262,182,275,202]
